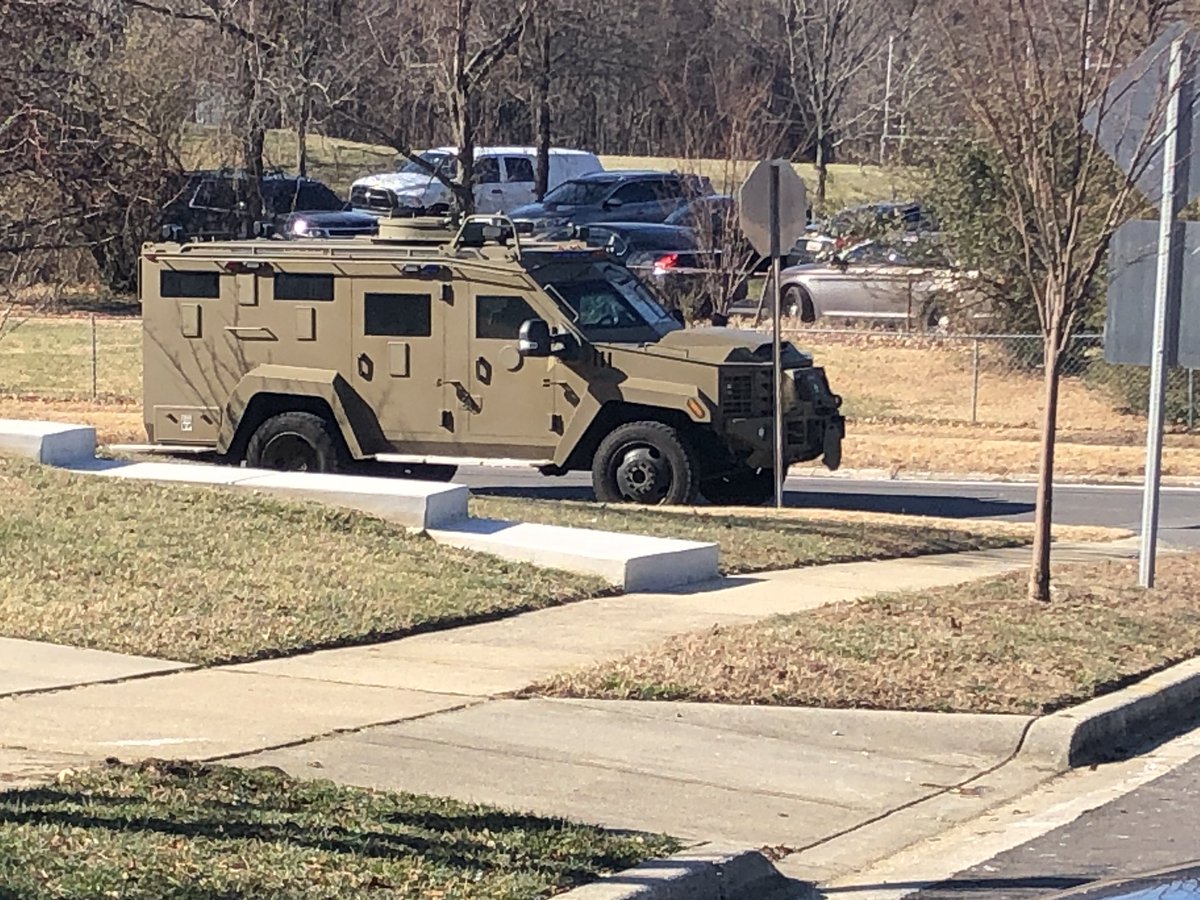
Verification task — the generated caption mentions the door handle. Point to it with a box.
[490,189,503,194]
[224,325,277,340]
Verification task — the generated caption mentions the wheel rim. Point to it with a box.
[612,444,673,504]
[259,432,318,471]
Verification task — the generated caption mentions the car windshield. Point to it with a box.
[530,259,680,343]
[543,179,615,206]
[399,151,456,177]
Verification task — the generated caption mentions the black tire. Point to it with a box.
[245,411,344,473]
[701,468,776,506]
[785,285,815,322]
[592,421,699,505]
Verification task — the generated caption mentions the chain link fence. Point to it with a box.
[778,328,1200,435]
[0,315,141,401]
[2,317,1198,437]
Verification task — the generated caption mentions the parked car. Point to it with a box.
[730,239,973,326]
[536,221,727,315]
[350,146,602,217]
[157,170,377,241]
[509,170,715,232]
[1046,863,1200,899]
[809,200,938,244]
[663,193,736,236]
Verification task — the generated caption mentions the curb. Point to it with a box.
[559,846,810,900]
[790,466,1200,487]
[1019,656,1200,770]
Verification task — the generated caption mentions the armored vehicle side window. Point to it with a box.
[161,270,220,299]
[477,295,537,340]
[365,292,431,337]
[275,273,334,301]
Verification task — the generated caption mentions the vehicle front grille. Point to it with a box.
[326,225,378,237]
[722,371,772,417]
[351,186,397,214]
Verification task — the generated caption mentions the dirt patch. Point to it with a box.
[531,553,1200,715]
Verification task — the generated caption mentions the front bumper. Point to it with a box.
[729,414,844,470]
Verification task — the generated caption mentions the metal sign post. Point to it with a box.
[1086,25,1199,588]
[738,160,808,509]
[769,163,784,508]
[1141,36,1188,587]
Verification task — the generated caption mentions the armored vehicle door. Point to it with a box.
[349,277,450,447]
[451,280,560,452]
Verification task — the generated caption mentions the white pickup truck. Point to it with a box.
[350,146,603,217]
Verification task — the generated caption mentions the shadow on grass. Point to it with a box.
[0,777,625,886]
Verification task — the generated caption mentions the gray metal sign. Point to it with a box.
[738,161,808,258]
[1084,23,1200,208]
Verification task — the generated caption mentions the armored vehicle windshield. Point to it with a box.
[527,257,681,344]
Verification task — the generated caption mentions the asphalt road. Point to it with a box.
[456,468,1200,548]
[906,747,1200,900]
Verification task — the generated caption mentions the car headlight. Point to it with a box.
[290,219,310,236]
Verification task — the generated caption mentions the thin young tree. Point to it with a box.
[931,0,1182,600]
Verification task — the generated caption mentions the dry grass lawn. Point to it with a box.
[0,456,608,664]
[532,554,1200,715]
[0,761,677,899]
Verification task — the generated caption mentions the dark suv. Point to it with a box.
[509,170,714,232]
[157,170,379,241]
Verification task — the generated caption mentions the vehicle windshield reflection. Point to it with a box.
[532,260,680,343]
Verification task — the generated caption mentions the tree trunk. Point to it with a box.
[296,91,310,178]
[534,30,552,200]
[239,51,266,229]
[814,129,830,209]
[1029,330,1062,602]
[453,96,476,217]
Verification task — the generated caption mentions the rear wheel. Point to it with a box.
[592,421,699,505]
[245,411,344,473]
[701,468,776,506]
[784,285,815,322]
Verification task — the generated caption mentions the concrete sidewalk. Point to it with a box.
[0,539,1140,891]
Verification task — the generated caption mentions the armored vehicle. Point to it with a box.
[139,216,844,505]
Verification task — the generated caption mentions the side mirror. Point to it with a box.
[603,197,623,210]
[518,319,552,357]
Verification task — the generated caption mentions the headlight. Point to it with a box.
[290,219,310,236]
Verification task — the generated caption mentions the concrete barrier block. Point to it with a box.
[0,419,97,467]
[428,519,720,591]
[240,471,469,530]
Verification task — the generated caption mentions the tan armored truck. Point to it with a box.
[139,216,844,505]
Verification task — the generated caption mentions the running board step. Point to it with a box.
[374,454,554,469]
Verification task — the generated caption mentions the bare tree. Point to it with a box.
[327,0,530,216]
[931,0,1180,600]
[778,0,908,207]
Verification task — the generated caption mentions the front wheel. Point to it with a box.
[701,468,777,506]
[592,421,699,505]
[245,411,344,473]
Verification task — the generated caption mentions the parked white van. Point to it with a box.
[350,146,603,217]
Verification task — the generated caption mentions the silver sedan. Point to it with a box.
[771,240,971,327]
